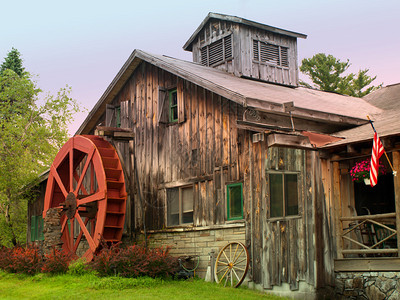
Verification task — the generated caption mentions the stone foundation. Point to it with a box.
[335,272,400,299]
[43,208,63,254]
[145,223,246,278]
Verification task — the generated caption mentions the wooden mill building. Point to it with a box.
[28,13,400,299]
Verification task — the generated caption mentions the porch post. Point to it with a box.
[333,161,343,258]
[391,151,400,256]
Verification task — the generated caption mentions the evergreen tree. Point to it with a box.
[347,69,382,98]
[0,48,25,77]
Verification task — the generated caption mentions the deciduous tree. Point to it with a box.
[0,50,80,246]
[300,53,381,97]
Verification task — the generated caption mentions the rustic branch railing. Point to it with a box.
[340,212,398,256]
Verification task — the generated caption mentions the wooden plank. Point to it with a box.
[199,88,206,176]
[333,161,343,259]
[334,258,400,272]
[393,151,400,257]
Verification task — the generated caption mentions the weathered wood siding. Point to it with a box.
[191,19,298,86]
[104,62,244,231]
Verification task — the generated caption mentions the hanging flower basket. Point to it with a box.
[349,159,387,183]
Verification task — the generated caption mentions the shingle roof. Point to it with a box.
[323,84,400,148]
[76,50,382,135]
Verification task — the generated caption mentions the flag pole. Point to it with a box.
[367,115,397,176]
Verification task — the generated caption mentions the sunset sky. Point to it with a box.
[1,0,399,134]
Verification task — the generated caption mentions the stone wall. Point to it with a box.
[145,223,246,278]
[43,208,63,254]
[335,272,400,299]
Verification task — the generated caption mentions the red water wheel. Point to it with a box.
[43,135,127,261]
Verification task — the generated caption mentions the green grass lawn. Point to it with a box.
[0,271,286,300]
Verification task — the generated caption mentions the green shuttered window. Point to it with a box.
[227,183,243,220]
[30,215,44,242]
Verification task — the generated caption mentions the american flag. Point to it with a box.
[370,132,385,187]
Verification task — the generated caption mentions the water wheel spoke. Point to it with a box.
[69,149,74,192]
[73,217,89,252]
[77,191,105,206]
[74,148,95,196]
[61,217,68,233]
[75,214,96,252]
[73,171,88,196]
[51,165,68,197]
[70,218,74,248]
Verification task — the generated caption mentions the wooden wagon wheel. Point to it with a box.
[214,242,249,288]
[43,135,127,261]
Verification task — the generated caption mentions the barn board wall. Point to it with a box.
[104,61,244,232]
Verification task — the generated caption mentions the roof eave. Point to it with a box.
[183,12,307,51]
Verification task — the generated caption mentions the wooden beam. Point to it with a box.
[333,161,343,259]
[266,133,315,150]
[335,258,400,272]
[392,151,400,257]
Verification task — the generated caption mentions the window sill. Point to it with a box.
[145,221,245,234]
[267,215,302,222]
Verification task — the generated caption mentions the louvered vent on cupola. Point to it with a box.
[253,40,289,68]
[183,13,307,86]
[200,34,232,66]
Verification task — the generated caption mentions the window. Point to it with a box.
[167,186,194,226]
[200,34,232,66]
[227,183,243,220]
[30,215,44,242]
[253,40,289,68]
[269,173,298,218]
[115,106,121,128]
[169,89,178,123]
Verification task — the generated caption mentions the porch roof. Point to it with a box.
[322,84,400,148]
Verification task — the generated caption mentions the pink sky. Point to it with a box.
[1,0,399,135]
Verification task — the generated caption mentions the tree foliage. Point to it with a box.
[300,53,381,97]
[0,49,80,246]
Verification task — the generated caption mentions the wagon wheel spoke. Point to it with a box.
[51,165,68,197]
[232,268,241,281]
[216,266,229,274]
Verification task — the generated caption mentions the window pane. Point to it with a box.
[285,174,298,216]
[228,184,242,219]
[182,212,193,224]
[171,106,178,121]
[182,187,193,213]
[167,188,179,226]
[270,174,283,217]
[170,90,177,106]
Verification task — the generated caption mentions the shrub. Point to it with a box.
[41,248,72,274]
[67,258,92,276]
[9,245,42,275]
[89,244,179,278]
[0,246,13,272]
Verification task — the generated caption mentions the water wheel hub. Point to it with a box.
[65,192,77,219]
